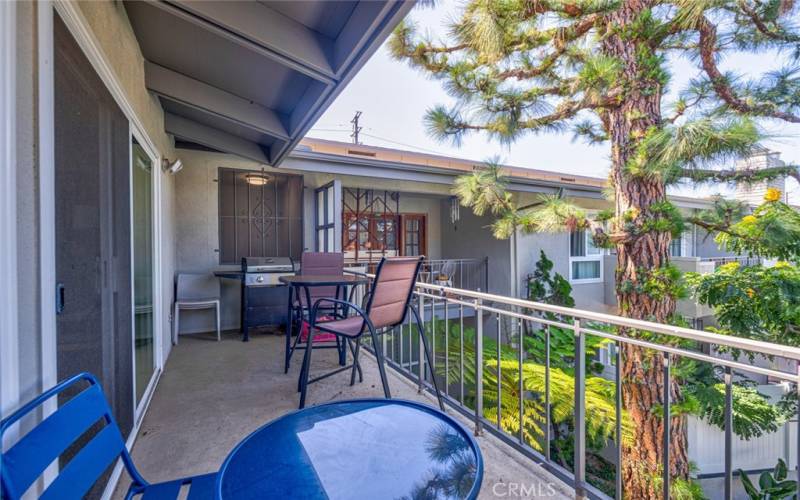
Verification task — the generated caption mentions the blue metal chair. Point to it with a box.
[0,372,215,499]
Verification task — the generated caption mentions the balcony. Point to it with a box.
[118,275,800,500]
[116,332,572,499]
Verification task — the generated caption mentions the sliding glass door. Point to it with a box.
[132,140,155,406]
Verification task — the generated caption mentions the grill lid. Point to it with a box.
[242,257,294,273]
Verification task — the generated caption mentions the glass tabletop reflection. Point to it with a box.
[217,399,483,500]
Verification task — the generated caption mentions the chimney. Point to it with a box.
[734,148,786,206]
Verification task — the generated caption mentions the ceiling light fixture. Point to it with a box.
[245,171,270,186]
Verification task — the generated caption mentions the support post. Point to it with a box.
[574,319,586,499]
[475,299,483,436]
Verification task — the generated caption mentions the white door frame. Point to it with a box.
[130,128,163,425]
[0,0,20,428]
[39,0,57,425]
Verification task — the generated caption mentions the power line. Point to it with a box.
[359,133,449,155]
[306,127,453,156]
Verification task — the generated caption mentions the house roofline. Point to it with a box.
[295,137,607,187]
[291,137,721,208]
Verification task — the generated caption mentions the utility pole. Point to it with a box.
[350,111,362,144]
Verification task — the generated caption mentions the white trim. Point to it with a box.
[130,135,161,422]
[39,0,57,420]
[0,0,20,427]
[38,2,59,488]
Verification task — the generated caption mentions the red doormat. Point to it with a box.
[299,316,338,343]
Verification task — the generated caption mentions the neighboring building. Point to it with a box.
[735,147,787,206]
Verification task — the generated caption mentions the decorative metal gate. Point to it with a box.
[342,188,400,262]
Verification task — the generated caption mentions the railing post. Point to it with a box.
[496,313,502,430]
[443,292,449,397]
[382,325,388,364]
[615,342,623,500]
[418,290,425,393]
[545,325,551,462]
[460,303,465,404]
[475,299,483,436]
[724,366,733,500]
[663,352,671,500]
[574,319,586,500]
[483,256,489,293]
[518,318,524,445]
[796,364,800,500]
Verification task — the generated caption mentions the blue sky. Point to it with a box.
[307,1,800,201]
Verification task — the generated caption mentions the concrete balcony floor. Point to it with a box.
[116,332,572,499]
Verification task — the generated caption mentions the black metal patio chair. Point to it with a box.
[298,256,444,410]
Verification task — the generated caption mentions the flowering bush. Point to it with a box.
[764,187,782,203]
[717,200,800,262]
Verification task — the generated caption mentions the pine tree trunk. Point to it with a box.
[602,1,690,497]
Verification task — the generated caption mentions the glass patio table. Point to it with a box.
[215,399,483,500]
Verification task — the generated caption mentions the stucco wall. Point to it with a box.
[440,204,512,296]
[76,1,173,156]
[517,231,611,311]
[173,150,449,333]
[399,195,442,260]
[693,228,736,258]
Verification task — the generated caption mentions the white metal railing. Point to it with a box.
[701,256,764,269]
[345,270,800,499]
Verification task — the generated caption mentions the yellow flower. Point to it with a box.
[775,261,792,270]
[720,262,740,272]
[741,215,758,225]
[746,288,755,298]
[765,187,782,202]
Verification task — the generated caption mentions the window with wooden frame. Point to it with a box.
[400,214,426,257]
[342,188,400,262]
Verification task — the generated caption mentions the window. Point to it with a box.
[218,168,303,264]
[670,234,684,257]
[402,214,426,256]
[569,229,602,282]
[343,213,399,258]
[342,188,401,262]
[315,182,337,252]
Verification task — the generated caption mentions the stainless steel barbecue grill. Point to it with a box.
[243,257,294,286]
[240,256,295,341]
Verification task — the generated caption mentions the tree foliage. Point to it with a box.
[391,0,800,267]
[688,260,800,345]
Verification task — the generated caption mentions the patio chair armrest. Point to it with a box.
[309,298,375,332]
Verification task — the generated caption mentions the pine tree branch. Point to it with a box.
[737,1,800,44]
[680,165,800,185]
[517,91,623,128]
[497,14,601,80]
[686,217,740,240]
[697,17,800,123]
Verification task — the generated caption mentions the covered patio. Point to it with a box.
[115,332,571,499]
